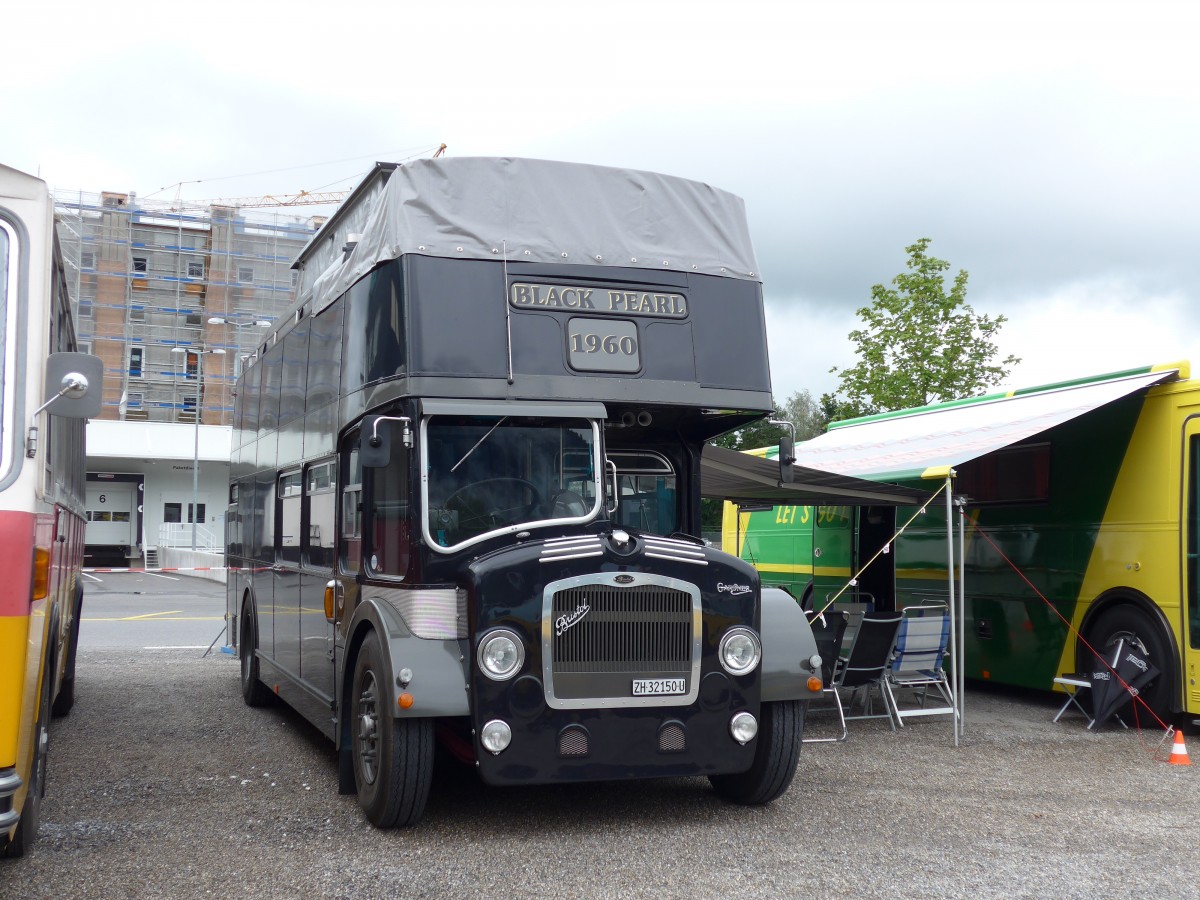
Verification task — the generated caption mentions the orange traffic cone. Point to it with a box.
[1169,730,1191,766]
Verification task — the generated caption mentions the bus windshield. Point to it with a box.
[423,414,601,550]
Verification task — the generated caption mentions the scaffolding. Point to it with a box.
[53,189,322,426]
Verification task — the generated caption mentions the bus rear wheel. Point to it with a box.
[52,586,84,718]
[350,632,433,828]
[1082,605,1174,727]
[709,700,804,806]
[239,604,273,707]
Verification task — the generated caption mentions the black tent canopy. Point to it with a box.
[700,444,931,506]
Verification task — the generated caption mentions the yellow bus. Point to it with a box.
[1,164,102,857]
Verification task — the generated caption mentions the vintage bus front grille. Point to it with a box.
[542,577,701,709]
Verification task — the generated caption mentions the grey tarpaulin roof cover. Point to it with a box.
[306,157,761,313]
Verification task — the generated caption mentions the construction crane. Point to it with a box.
[183,144,448,210]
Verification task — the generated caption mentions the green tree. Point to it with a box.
[822,238,1019,421]
[781,389,826,441]
[709,405,788,452]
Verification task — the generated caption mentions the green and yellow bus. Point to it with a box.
[724,363,1200,723]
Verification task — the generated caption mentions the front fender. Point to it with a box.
[346,591,470,718]
[760,587,821,701]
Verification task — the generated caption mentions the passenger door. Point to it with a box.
[1183,418,1200,714]
[811,505,855,610]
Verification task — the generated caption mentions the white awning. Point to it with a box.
[795,367,1180,481]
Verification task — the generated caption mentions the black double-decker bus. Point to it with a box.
[227,157,819,827]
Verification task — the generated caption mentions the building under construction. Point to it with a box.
[54,190,322,425]
[53,189,323,567]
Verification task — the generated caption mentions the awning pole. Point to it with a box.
[957,490,966,741]
[944,475,959,746]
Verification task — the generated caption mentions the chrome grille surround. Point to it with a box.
[541,572,702,710]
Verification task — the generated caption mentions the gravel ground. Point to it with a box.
[2,649,1197,898]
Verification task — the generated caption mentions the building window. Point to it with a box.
[164,502,182,523]
[125,391,143,408]
[187,260,204,278]
[129,305,145,322]
[188,503,206,524]
[184,350,198,379]
[79,302,94,320]
[128,346,143,378]
[238,266,254,284]
[185,313,201,326]
[132,256,148,274]
[80,250,96,269]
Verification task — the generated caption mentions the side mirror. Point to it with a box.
[361,415,392,468]
[41,352,104,419]
[778,434,795,484]
[361,413,413,468]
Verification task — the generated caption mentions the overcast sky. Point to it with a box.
[5,0,1197,402]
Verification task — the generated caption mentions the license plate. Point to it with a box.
[632,678,686,696]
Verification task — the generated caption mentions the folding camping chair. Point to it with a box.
[836,611,903,731]
[802,610,850,743]
[1059,636,1159,730]
[881,605,956,726]
[823,595,874,663]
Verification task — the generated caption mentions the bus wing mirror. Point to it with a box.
[361,414,413,468]
[361,415,392,468]
[778,434,796,484]
[40,352,104,419]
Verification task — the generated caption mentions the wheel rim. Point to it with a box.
[356,670,381,785]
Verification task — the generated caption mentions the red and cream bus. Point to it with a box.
[1,163,102,857]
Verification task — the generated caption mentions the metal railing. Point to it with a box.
[158,522,220,550]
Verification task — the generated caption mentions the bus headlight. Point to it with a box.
[730,711,758,745]
[719,627,762,676]
[477,629,524,681]
[481,719,512,754]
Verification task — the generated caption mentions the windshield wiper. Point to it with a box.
[451,417,507,473]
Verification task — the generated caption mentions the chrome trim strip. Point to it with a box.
[0,769,21,796]
[540,550,604,563]
[645,551,708,566]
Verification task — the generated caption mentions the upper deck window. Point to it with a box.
[422,413,601,552]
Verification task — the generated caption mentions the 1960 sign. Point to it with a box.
[567,317,640,373]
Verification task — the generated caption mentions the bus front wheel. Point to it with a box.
[350,632,433,828]
[708,700,804,806]
[1081,604,1174,726]
[3,649,52,858]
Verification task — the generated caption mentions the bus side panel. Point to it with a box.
[723,503,815,600]
[0,511,40,794]
[892,397,1145,690]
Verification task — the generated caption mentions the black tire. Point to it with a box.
[351,632,433,828]
[1082,604,1174,726]
[4,656,52,858]
[800,581,815,612]
[709,700,804,805]
[52,587,83,718]
[239,603,273,708]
